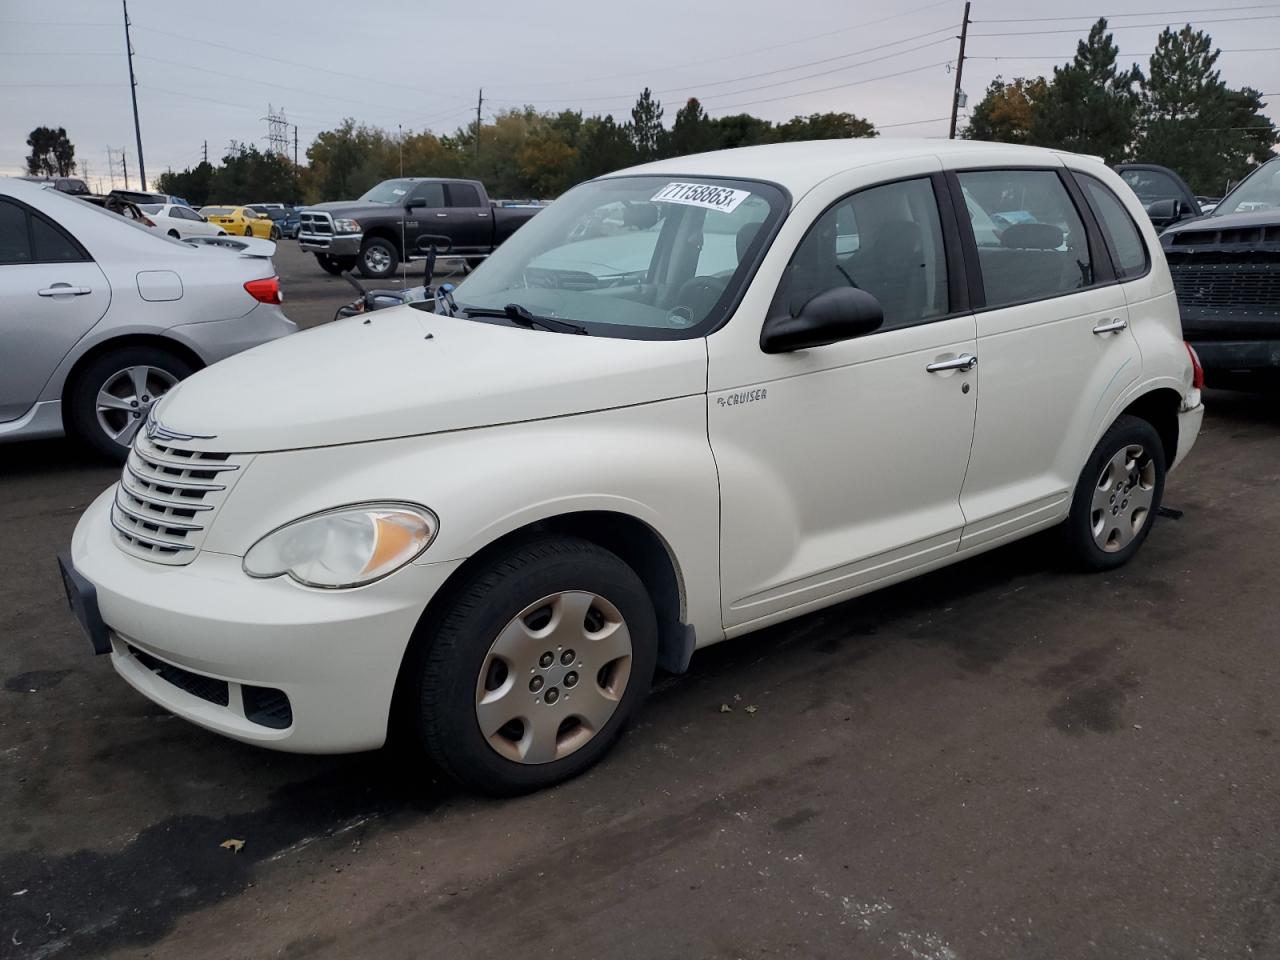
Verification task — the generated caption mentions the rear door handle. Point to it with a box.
[476,212,489,218]
[38,285,92,297]
[1092,317,1128,334]
[435,212,448,218]
[926,353,977,373]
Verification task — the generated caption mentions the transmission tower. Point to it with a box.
[263,104,290,158]
[106,147,123,190]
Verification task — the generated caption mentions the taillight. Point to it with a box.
[244,276,283,305]
[1185,342,1204,390]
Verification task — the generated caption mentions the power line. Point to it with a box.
[971,13,1280,37]
[706,60,952,113]
[486,0,956,93]
[975,3,1280,23]
[487,24,960,105]
[968,46,1280,60]
[878,115,953,129]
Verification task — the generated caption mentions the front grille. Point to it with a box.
[1170,261,1280,312]
[128,645,230,707]
[111,431,249,565]
[299,211,333,235]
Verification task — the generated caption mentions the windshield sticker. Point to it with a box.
[652,182,750,214]
[392,188,407,196]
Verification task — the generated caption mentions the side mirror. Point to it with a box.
[760,286,884,354]
[1146,198,1183,227]
[407,198,427,210]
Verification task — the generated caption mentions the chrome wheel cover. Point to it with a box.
[364,245,392,273]
[95,365,179,448]
[475,591,633,765]
[1090,443,1156,552]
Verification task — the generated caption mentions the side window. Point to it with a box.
[1078,174,1149,281]
[1118,168,1185,207]
[410,182,445,208]
[0,200,32,264]
[447,183,482,208]
[31,210,84,262]
[957,169,1093,309]
[773,177,949,331]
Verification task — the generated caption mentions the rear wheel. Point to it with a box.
[407,536,657,795]
[270,225,280,241]
[67,346,194,462]
[166,229,180,239]
[315,254,351,275]
[358,237,399,279]
[1064,414,1166,571]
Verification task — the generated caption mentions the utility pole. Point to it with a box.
[122,150,130,190]
[398,123,403,177]
[122,0,147,189]
[475,88,483,161]
[292,125,298,166]
[948,1,971,140]
[202,139,208,164]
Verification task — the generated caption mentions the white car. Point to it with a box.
[0,178,296,459]
[139,202,228,240]
[62,140,1204,794]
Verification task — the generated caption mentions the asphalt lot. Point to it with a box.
[3,244,1280,959]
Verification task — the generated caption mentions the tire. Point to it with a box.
[243,226,253,237]
[407,536,658,795]
[358,237,399,279]
[167,229,180,239]
[66,346,195,462]
[270,226,280,241]
[316,254,345,276]
[1064,414,1166,571]
[217,230,227,236]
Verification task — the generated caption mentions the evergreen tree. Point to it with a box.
[628,88,665,161]
[669,98,720,156]
[1028,19,1142,163]
[773,112,876,141]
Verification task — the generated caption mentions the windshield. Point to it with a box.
[359,179,415,204]
[450,175,787,339]
[140,204,162,214]
[1213,158,1280,216]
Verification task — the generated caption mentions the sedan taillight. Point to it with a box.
[244,276,283,305]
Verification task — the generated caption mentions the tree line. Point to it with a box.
[154,92,874,206]
[965,20,1275,195]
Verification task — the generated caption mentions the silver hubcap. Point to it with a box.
[1090,443,1156,552]
[364,246,391,273]
[95,365,178,447]
[475,591,632,765]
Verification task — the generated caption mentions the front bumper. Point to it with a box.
[298,233,361,256]
[68,487,463,753]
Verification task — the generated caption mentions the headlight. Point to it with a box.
[333,218,361,233]
[243,503,438,588]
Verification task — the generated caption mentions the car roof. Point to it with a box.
[615,138,1089,200]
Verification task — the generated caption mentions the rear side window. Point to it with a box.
[1078,174,1149,281]
[0,200,31,263]
[0,199,85,264]
[958,169,1093,309]
[774,177,949,331]
[447,183,482,208]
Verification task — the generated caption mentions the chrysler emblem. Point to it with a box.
[145,414,215,443]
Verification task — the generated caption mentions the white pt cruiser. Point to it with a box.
[62,141,1204,794]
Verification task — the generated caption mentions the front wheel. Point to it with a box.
[270,226,280,241]
[66,346,195,462]
[358,237,399,279]
[315,254,349,276]
[1064,414,1166,571]
[243,226,253,237]
[407,537,657,795]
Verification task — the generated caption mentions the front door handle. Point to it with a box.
[38,284,92,297]
[476,212,489,218]
[926,353,977,373]
[1092,317,1128,334]
[434,212,448,218]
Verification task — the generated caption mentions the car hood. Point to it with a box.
[301,200,396,219]
[153,307,708,453]
[1163,207,1280,239]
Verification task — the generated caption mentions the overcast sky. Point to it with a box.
[2,0,1277,188]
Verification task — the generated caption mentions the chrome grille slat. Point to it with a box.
[111,431,250,565]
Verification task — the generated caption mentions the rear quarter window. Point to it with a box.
[1077,174,1149,281]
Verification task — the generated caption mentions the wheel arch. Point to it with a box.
[1115,387,1180,466]
[61,334,206,423]
[392,509,694,735]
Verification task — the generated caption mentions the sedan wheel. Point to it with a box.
[95,365,179,448]
[475,591,633,765]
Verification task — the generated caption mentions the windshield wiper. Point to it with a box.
[463,302,588,335]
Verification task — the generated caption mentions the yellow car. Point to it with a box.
[198,205,276,239]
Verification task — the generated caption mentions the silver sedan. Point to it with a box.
[0,178,296,460]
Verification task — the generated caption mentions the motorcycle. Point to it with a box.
[333,234,455,321]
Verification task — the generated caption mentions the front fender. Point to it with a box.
[201,396,724,647]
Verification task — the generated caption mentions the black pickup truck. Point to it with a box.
[298,178,542,279]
